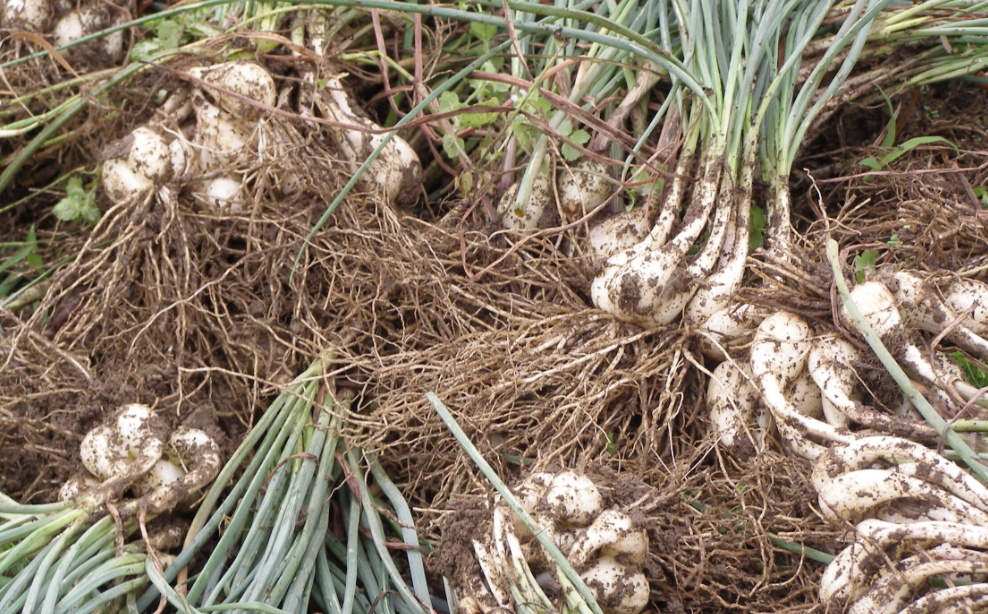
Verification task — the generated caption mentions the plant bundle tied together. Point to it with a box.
[585,0,895,334]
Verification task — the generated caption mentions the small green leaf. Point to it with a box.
[469,21,499,43]
[456,171,474,195]
[186,22,221,39]
[469,61,509,97]
[522,94,551,118]
[887,234,900,246]
[459,98,499,128]
[853,250,879,283]
[749,205,766,250]
[438,91,462,115]
[557,118,573,137]
[156,19,183,49]
[859,157,883,171]
[860,136,959,173]
[52,176,100,224]
[881,136,958,166]
[561,143,580,161]
[442,132,465,159]
[130,40,162,61]
[560,130,590,161]
[569,129,590,146]
[975,186,988,208]
[510,123,535,153]
[952,352,988,388]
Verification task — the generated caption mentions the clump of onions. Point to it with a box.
[748,312,856,460]
[64,403,221,513]
[813,437,988,611]
[471,470,650,614]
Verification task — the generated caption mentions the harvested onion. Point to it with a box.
[52,3,124,63]
[2,0,51,31]
[101,127,173,201]
[188,61,277,120]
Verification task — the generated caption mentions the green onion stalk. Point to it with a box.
[507,0,688,207]
[763,0,897,252]
[589,0,761,328]
[815,3,988,113]
[763,0,988,243]
[0,494,150,614]
[586,0,975,333]
[137,358,435,614]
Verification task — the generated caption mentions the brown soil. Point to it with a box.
[3,45,988,614]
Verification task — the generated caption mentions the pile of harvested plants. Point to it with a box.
[5,0,988,612]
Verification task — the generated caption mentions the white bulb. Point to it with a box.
[80,424,128,480]
[115,403,152,451]
[3,0,51,31]
[102,128,171,200]
[580,557,649,614]
[543,471,602,527]
[197,176,245,212]
[188,62,277,119]
[134,459,186,495]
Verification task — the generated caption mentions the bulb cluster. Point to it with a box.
[101,61,423,211]
[61,403,221,515]
[470,470,650,614]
